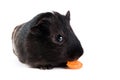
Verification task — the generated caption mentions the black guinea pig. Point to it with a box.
[12,11,83,69]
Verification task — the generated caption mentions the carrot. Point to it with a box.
[67,60,83,69]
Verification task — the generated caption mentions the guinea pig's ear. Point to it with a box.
[30,18,50,35]
[66,11,70,21]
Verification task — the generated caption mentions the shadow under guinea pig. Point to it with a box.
[12,11,84,69]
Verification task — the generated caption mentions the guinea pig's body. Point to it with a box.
[12,11,83,69]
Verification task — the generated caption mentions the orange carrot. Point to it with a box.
[67,60,83,69]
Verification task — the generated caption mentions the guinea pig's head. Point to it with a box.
[28,11,83,66]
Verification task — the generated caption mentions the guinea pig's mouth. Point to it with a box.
[67,54,81,62]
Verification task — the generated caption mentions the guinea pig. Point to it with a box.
[12,11,83,69]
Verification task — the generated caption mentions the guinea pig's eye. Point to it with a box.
[56,34,63,42]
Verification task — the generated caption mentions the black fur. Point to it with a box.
[12,11,83,69]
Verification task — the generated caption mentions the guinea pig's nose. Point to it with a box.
[68,47,83,61]
[74,49,83,59]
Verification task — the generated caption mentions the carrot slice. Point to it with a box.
[67,60,83,69]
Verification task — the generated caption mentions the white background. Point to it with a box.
[0,0,120,80]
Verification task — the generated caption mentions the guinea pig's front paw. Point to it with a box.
[34,65,54,69]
